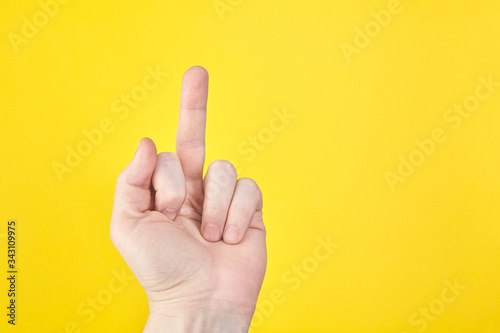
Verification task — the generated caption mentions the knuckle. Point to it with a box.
[157,151,177,162]
[206,160,237,188]
[204,182,221,197]
[210,159,236,175]
[238,177,261,194]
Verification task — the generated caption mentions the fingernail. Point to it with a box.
[203,223,221,242]
[224,226,239,244]
[162,208,177,221]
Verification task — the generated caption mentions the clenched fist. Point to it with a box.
[110,66,266,332]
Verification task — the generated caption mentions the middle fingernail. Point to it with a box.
[203,223,221,242]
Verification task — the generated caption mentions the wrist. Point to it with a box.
[143,300,253,333]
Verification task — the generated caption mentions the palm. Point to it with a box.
[110,66,266,318]
[125,197,266,310]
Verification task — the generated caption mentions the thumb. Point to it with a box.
[112,137,158,220]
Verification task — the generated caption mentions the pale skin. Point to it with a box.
[110,66,266,332]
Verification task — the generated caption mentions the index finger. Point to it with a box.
[176,66,209,188]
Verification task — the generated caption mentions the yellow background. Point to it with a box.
[1,0,500,332]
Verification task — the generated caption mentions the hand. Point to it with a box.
[110,66,266,332]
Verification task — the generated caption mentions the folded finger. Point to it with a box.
[223,178,263,244]
[151,152,186,221]
[111,138,157,232]
[201,160,237,242]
